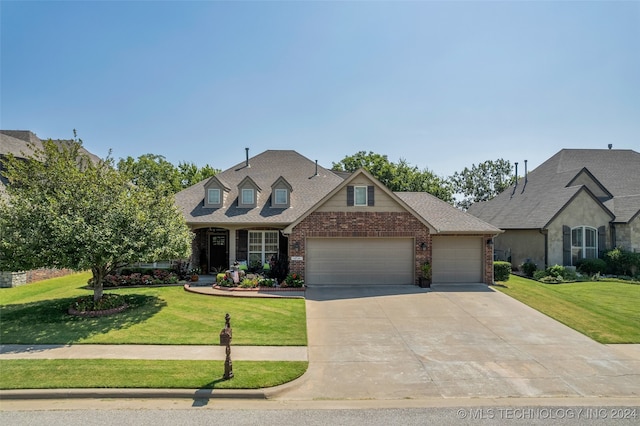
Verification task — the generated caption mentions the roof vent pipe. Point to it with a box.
[608,144,613,150]
[245,148,250,168]
[524,160,528,183]
[511,162,518,198]
[315,160,318,176]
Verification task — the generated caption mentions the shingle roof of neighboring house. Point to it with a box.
[175,150,345,226]
[1,130,100,162]
[468,149,640,229]
[1,130,101,196]
[397,192,502,234]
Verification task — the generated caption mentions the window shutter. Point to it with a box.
[598,226,606,258]
[237,230,248,261]
[347,186,354,206]
[562,225,571,266]
[367,186,375,206]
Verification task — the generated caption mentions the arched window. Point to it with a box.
[571,226,597,265]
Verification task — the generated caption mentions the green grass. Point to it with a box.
[495,275,640,343]
[0,272,307,346]
[0,359,308,389]
[0,272,309,390]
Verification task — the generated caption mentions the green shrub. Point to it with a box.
[604,248,640,277]
[493,261,511,282]
[575,258,607,275]
[532,264,577,283]
[521,261,538,277]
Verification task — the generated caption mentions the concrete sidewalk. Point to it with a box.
[0,344,308,361]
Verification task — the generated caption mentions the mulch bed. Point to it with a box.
[68,303,129,317]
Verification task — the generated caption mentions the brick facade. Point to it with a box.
[289,211,431,284]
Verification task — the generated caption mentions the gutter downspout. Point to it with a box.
[539,228,548,269]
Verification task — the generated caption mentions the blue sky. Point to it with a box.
[1,1,638,178]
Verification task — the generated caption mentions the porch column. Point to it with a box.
[228,227,237,266]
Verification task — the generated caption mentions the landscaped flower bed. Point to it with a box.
[88,269,181,288]
[68,294,128,317]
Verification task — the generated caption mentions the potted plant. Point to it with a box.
[419,262,431,288]
[189,267,201,282]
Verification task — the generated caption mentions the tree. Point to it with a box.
[177,161,219,189]
[332,151,453,202]
[0,139,193,301]
[117,155,219,195]
[117,154,182,195]
[450,159,516,210]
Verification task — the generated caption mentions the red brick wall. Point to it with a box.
[289,211,431,284]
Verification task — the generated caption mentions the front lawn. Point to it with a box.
[0,359,308,390]
[495,275,640,343]
[0,272,307,346]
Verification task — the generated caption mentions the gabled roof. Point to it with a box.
[283,168,438,234]
[468,149,640,228]
[175,150,344,226]
[397,192,502,234]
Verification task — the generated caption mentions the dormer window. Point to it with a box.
[274,188,288,205]
[241,188,255,205]
[208,188,221,205]
[271,176,292,208]
[237,176,260,208]
[203,176,229,208]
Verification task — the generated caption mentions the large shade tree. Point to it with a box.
[332,151,453,202]
[450,159,516,210]
[117,154,219,195]
[0,139,193,301]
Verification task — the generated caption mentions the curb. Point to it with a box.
[0,388,267,400]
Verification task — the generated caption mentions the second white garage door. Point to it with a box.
[306,238,414,286]
[431,236,483,283]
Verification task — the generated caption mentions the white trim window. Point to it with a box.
[354,186,367,206]
[208,188,221,205]
[274,188,288,205]
[248,231,279,265]
[241,188,255,205]
[571,226,597,265]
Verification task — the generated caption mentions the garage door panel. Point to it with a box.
[307,238,414,286]
[432,237,483,283]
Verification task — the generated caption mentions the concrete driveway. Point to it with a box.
[273,284,640,400]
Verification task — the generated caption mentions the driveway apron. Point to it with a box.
[275,285,640,400]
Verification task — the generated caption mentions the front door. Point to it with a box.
[210,233,228,272]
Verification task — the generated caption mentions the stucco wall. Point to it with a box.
[547,190,612,265]
[494,230,546,270]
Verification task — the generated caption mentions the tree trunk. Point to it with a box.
[92,267,105,302]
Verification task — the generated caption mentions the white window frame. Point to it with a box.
[571,226,597,265]
[207,188,221,205]
[354,186,367,206]
[241,188,254,205]
[274,188,288,205]
[248,230,279,265]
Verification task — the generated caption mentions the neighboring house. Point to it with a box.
[467,148,640,270]
[0,130,100,287]
[175,149,501,286]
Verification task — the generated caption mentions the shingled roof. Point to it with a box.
[175,150,345,226]
[1,130,101,196]
[398,192,502,234]
[468,149,640,228]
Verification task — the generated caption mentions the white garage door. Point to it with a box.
[306,238,414,286]
[432,236,483,283]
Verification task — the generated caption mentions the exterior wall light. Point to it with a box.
[420,242,427,251]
